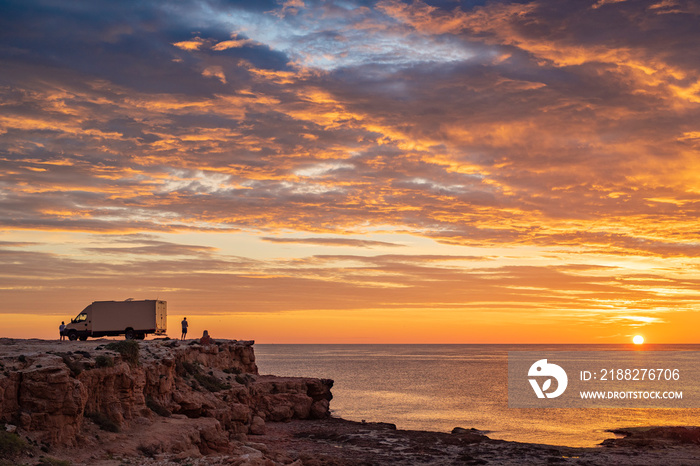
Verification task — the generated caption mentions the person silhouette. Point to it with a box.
[59,321,66,341]
[200,330,213,345]
[181,317,188,340]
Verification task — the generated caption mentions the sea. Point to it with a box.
[255,344,700,447]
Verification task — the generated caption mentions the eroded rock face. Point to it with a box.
[0,339,333,450]
[16,359,88,445]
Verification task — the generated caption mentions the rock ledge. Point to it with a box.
[0,338,332,453]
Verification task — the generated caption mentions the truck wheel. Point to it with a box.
[68,331,78,341]
[125,329,135,340]
[79,335,88,341]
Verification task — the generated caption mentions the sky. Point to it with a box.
[1,0,700,343]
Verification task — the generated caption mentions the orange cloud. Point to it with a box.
[172,37,207,51]
[2,0,700,342]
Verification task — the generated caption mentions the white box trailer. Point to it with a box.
[64,299,167,341]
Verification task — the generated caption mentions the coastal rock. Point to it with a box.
[451,426,489,442]
[15,359,88,445]
[247,376,333,423]
[603,426,700,448]
[253,418,700,466]
[0,338,332,450]
[249,415,266,435]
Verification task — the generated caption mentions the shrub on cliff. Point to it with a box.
[38,456,70,466]
[194,371,231,392]
[176,360,198,377]
[146,397,171,417]
[0,429,27,460]
[176,361,230,392]
[235,373,255,385]
[85,412,120,433]
[137,443,160,458]
[58,353,82,377]
[95,355,114,368]
[105,340,139,365]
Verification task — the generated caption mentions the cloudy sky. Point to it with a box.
[1,0,699,342]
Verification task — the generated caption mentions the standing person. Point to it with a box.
[59,321,66,341]
[181,317,188,340]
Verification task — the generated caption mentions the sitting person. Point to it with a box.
[200,330,213,345]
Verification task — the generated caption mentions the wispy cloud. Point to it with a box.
[261,237,405,248]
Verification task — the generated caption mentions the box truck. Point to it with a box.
[64,299,167,341]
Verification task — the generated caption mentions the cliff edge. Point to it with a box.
[0,338,332,462]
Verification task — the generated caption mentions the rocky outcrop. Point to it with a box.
[251,418,700,466]
[603,426,700,448]
[0,338,333,451]
[2,354,88,446]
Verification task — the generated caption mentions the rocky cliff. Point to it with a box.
[2,339,700,466]
[0,338,332,456]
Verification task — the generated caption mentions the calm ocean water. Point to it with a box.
[255,344,700,447]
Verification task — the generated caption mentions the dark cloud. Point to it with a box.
[82,242,218,256]
[261,237,405,248]
[0,0,289,96]
[310,254,486,264]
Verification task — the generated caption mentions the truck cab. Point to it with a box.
[66,307,90,340]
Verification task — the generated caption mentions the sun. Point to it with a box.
[632,335,645,345]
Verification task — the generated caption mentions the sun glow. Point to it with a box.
[632,335,645,345]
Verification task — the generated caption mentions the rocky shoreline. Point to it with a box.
[1,338,699,465]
